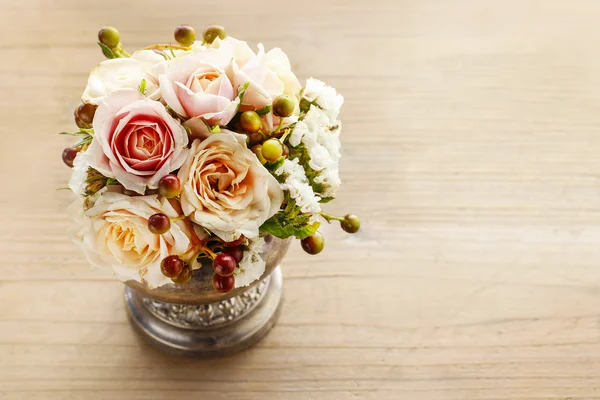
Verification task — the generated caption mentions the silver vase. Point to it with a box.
[124,235,291,356]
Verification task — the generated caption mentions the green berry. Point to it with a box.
[98,26,120,48]
[203,25,226,44]
[341,214,361,234]
[301,231,325,255]
[240,111,261,133]
[273,95,294,118]
[174,25,196,47]
[262,139,283,162]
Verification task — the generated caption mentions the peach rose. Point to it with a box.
[86,89,189,194]
[70,192,196,288]
[178,131,284,241]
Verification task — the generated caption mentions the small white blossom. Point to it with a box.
[275,159,322,222]
[302,78,344,123]
[235,236,267,287]
[288,105,342,197]
[69,151,88,196]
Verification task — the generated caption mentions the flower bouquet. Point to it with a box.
[61,24,360,355]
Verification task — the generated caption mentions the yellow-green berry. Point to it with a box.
[262,139,283,162]
[273,94,295,118]
[240,111,261,133]
[203,25,226,44]
[174,25,196,47]
[98,26,120,48]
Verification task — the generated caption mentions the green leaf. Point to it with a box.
[97,42,117,59]
[138,79,147,95]
[260,212,320,240]
[58,129,93,136]
[319,196,334,203]
[259,190,320,239]
[169,45,176,59]
[256,105,272,115]
[264,157,285,175]
[74,135,93,148]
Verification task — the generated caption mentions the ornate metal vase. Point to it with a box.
[124,236,291,356]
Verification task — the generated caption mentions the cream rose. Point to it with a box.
[70,192,195,288]
[178,131,284,241]
[86,89,189,194]
[157,50,239,137]
[231,44,301,109]
[82,50,163,105]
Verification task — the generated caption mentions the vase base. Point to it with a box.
[124,267,283,357]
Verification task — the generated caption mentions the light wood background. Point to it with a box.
[2,0,600,399]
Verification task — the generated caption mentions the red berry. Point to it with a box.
[301,231,325,255]
[172,264,193,284]
[161,255,184,278]
[62,147,79,168]
[213,253,237,276]
[148,213,171,234]
[212,274,235,293]
[158,174,181,198]
[223,247,243,263]
[224,235,245,247]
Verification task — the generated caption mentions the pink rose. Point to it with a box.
[157,50,239,138]
[86,89,189,194]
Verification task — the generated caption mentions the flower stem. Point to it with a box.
[168,198,216,259]
[274,118,285,134]
[280,129,291,144]
[144,44,191,51]
[319,211,344,223]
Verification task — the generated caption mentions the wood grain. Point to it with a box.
[2,0,600,398]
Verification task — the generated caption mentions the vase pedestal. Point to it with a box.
[124,266,283,357]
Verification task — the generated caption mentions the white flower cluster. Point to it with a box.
[288,79,343,197]
[303,78,344,123]
[275,158,322,223]
[235,236,267,288]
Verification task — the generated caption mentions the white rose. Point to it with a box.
[70,192,196,288]
[202,36,256,68]
[81,50,163,105]
[178,131,284,241]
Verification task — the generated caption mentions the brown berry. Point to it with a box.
[212,274,235,293]
[172,264,193,284]
[148,213,171,234]
[161,255,184,278]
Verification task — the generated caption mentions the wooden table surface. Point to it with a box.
[2,0,600,399]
